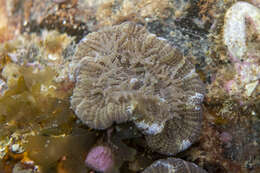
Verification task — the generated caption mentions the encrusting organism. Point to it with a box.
[70,22,205,155]
[85,145,115,173]
[222,1,260,98]
[223,1,260,61]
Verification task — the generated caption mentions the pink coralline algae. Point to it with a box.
[223,61,259,97]
[223,1,260,98]
[85,145,114,173]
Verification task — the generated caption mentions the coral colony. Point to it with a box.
[142,158,207,173]
[70,22,205,171]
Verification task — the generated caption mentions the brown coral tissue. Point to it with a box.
[70,22,205,155]
[142,158,207,173]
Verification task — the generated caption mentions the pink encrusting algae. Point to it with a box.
[85,145,114,173]
[222,1,260,98]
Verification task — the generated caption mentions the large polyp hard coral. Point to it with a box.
[145,105,203,155]
[70,22,205,154]
[142,158,207,173]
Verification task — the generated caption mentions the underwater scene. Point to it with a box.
[0,0,259,172]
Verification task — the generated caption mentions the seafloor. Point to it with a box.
[0,0,259,173]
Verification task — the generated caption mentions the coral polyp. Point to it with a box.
[145,104,203,155]
[142,158,207,173]
[70,22,205,155]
